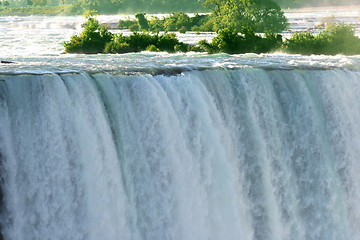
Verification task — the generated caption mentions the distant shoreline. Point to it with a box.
[285,5,360,11]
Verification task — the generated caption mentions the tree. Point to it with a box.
[2,0,9,7]
[204,0,288,33]
[135,13,150,31]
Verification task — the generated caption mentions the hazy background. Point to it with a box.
[3,0,360,13]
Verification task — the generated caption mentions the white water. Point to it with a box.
[1,68,360,240]
[1,8,360,240]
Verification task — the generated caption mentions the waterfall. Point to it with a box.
[0,68,360,240]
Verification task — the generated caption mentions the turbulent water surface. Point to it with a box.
[1,8,360,240]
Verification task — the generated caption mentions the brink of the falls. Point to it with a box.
[1,68,360,240]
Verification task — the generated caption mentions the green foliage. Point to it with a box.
[65,14,192,54]
[284,23,360,55]
[163,12,191,32]
[127,31,158,51]
[204,0,288,33]
[148,16,165,32]
[174,43,188,52]
[199,27,283,54]
[146,44,160,52]
[135,12,150,31]
[190,14,213,32]
[104,33,130,53]
[117,19,137,29]
[0,5,68,15]
[63,12,113,53]
[129,24,140,32]
[103,32,187,53]
[118,13,213,33]
[156,32,180,52]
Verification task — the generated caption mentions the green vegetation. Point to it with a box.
[64,9,360,56]
[203,0,288,33]
[104,32,189,53]
[64,13,195,54]
[0,5,68,15]
[284,23,360,55]
[199,28,282,54]
[118,0,287,34]
[118,13,212,33]
[63,12,113,53]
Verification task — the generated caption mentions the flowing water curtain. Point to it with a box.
[0,69,360,239]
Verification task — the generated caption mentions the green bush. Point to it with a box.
[199,27,282,54]
[135,12,150,31]
[118,12,213,33]
[63,12,113,54]
[156,32,180,52]
[149,16,165,32]
[284,23,360,55]
[174,43,188,52]
[146,44,160,52]
[283,32,322,55]
[127,31,158,51]
[104,34,131,53]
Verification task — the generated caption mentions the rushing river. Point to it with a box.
[1,7,360,240]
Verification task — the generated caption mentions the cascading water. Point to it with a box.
[0,68,360,240]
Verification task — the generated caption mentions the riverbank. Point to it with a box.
[286,5,360,11]
[0,6,69,16]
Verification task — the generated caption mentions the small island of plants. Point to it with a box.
[63,13,197,54]
[64,0,360,56]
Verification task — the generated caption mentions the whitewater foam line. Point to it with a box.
[0,63,351,78]
[0,68,360,240]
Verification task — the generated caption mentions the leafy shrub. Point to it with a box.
[156,32,180,52]
[146,44,160,52]
[191,14,214,32]
[284,23,360,55]
[63,12,113,54]
[283,32,321,55]
[174,43,188,52]
[118,12,214,33]
[135,12,150,31]
[199,27,282,54]
[163,12,191,32]
[127,31,158,51]
[104,41,131,53]
[104,34,131,53]
[149,16,165,32]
